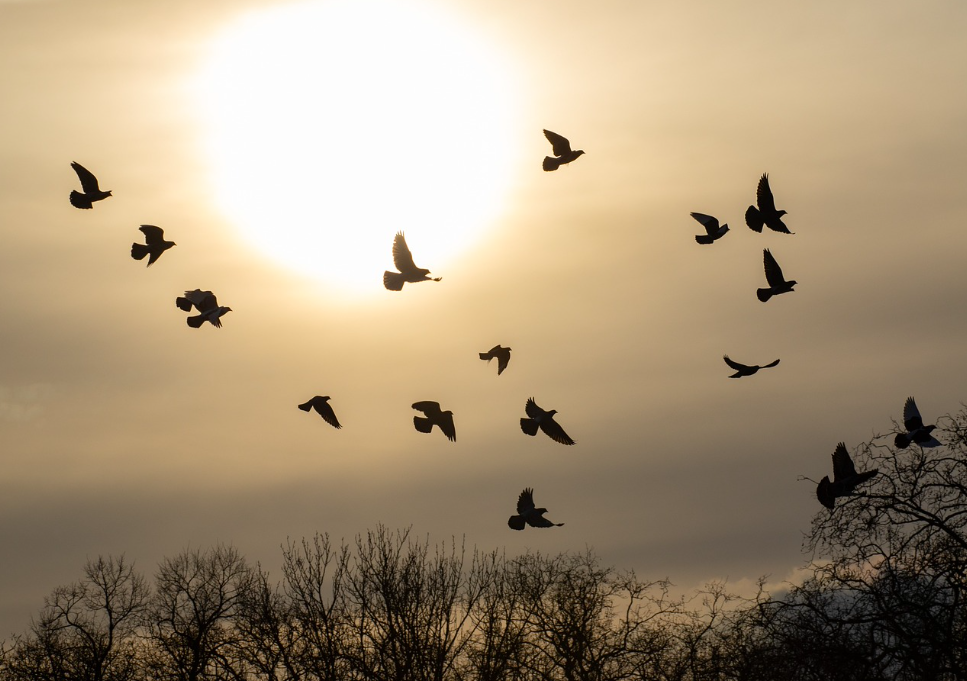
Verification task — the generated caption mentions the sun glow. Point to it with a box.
[196,0,519,294]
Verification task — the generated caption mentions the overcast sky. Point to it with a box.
[2,0,967,636]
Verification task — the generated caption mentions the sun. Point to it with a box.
[195,0,520,295]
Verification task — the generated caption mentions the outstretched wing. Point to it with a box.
[831,442,858,482]
[723,355,749,372]
[71,162,101,193]
[756,173,777,212]
[524,397,544,419]
[139,224,166,245]
[690,212,720,234]
[540,418,575,446]
[412,400,441,417]
[527,515,561,528]
[903,396,924,431]
[439,411,456,442]
[762,249,786,287]
[516,487,536,515]
[315,399,341,429]
[543,129,572,157]
[392,232,419,273]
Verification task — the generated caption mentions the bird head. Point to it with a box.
[106,190,114,197]
[548,410,558,417]
[575,150,586,158]
[777,210,787,217]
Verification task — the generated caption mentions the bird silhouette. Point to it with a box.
[383,232,442,290]
[894,396,941,448]
[508,487,564,530]
[816,442,879,509]
[757,249,797,302]
[175,289,232,328]
[479,345,512,375]
[131,225,176,266]
[745,173,791,234]
[412,401,456,442]
[69,162,112,209]
[520,397,575,445]
[298,396,341,429]
[542,129,585,171]
[723,355,780,378]
[690,212,729,244]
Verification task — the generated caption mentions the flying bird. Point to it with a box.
[175,289,232,328]
[383,232,442,291]
[479,345,512,375]
[520,397,575,445]
[298,396,341,429]
[508,487,564,530]
[69,162,112,209]
[131,225,176,266]
[816,442,879,510]
[757,249,797,302]
[894,396,941,448]
[745,173,791,234]
[542,129,585,171]
[412,401,456,442]
[689,212,729,244]
[723,355,780,378]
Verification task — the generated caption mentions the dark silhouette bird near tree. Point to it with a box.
[520,397,575,445]
[298,396,341,429]
[412,401,456,442]
[723,355,780,378]
[894,396,941,448]
[507,487,564,530]
[383,232,442,291]
[479,345,512,375]
[689,212,729,244]
[745,173,791,234]
[816,442,879,509]
[757,248,797,302]
[69,161,112,209]
[542,129,585,171]
[131,225,175,266]
[175,289,232,328]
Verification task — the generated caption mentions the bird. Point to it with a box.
[69,162,112,209]
[689,212,729,244]
[757,248,797,302]
[383,232,442,291]
[298,396,341,429]
[745,173,791,234]
[520,397,575,445]
[131,225,176,266]
[723,355,780,378]
[894,396,941,448]
[479,345,512,375]
[412,401,456,442]
[175,289,232,328]
[508,487,564,530]
[816,442,879,509]
[542,129,585,171]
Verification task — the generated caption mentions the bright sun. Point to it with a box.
[196,0,519,295]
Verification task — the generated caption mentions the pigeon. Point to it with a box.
[745,173,791,234]
[723,355,780,378]
[690,212,729,244]
[894,396,941,448]
[508,487,564,530]
[298,395,341,429]
[383,232,442,291]
[542,129,585,171]
[69,162,112,209]
[131,225,176,266]
[816,442,879,509]
[175,289,232,328]
[757,249,797,302]
[412,401,456,442]
[520,397,575,445]
[479,345,512,375]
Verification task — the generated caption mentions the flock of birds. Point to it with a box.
[66,127,940,530]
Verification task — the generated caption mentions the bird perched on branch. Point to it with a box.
[176,289,232,328]
[894,396,941,448]
[723,355,780,378]
[298,396,341,429]
[69,162,112,209]
[745,173,791,234]
[689,212,729,244]
[508,487,564,530]
[383,232,441,291]
[757,249,797,302]
[816,442,878,509]
[412,401,456,442]
[131,225,175,266]
[542,129,584,171]
[479,345,512,375]
[520,397,575,445]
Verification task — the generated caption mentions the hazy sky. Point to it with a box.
[3,0,967,635]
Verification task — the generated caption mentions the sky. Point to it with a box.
[2,0,967,636]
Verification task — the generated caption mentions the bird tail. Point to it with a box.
[69,191,92,209]
[756,288,772,303]
[762,359,780,369]
[383,271,405,291]
[694,234,714,244]
[479,353,492,361]
[414,416,434,434]
[542,156,562,172]
[131,243,149,261]
[508,515,526,531]
[297,401,313,412]
[894,433,911,449]
[745,205,763,232]
[520,418,539,436]
[186,314,206,328]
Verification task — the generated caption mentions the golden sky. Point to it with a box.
[2,0,967,634]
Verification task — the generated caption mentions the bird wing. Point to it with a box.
[540,418,575,445]
[71,162,101,193]
[723,355,749,371]
[315,398,341,428]
[524,397,544,419]
[516,488,536,515]
[903,396,924,431]
[831,442,858,482]
[690,212,720,234]
[139,225,165,244]
[527,515,561,528]
[392,232,419,273]
[496,348,510,374]
[816,477,835,509]
[412,400,441,417]
[762,249,786,287]
[190,290,218,312]
[756,173,777,212]
[543,129,573,156]
[439,411,456,441]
